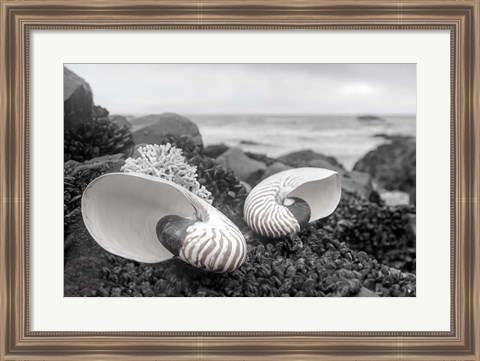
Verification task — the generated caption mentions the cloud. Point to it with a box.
[65,63,416,115]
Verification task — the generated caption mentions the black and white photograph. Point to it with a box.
[64,63,416,297]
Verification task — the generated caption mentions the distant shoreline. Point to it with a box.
[119,113,416,171]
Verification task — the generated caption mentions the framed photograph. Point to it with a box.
[1,0,479,360]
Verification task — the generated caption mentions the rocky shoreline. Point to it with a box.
[64,67,416,297]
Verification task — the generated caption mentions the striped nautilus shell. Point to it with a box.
[244,167,341,238]
[82,173,247,273]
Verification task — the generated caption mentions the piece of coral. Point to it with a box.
[121,143,213,203]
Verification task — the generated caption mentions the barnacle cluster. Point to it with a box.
[121,143,213,203]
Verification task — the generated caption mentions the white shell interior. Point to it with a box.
[288,171,341,222]
[81,173,197,263]
[262,167,342,223]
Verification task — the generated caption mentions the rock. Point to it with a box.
[277,150,345,172]
[216,147,267,184]
[131,113,203,146]
[357,115,385,122]
[355,286,378,297]
[409,214,416,235]
[308,158,344,171]
[380,190,410,206]
[260,162,293,181]
[64,67,94,131]
[66,153,125,177]
[109,114,131,129]
[341,171,374,199]
[353,136,416,204]
[204,144,229,158]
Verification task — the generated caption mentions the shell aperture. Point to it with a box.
[244,167,341,238]
[156,215,196,256]
[283,196,311,230]
[82,172,247,273]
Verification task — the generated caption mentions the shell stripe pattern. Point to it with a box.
[178,212,247,273]
[244,174,305,238]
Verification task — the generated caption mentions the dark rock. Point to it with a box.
[409,214,416,235]
[66,153,125,178]
[109,114,131,129]
[353,136,416,204]
[341,171,375,200]
[204,144,229,158]
[64,67,94,131]
[277,149,345,172]
[260,162,293,181]
[355,286,379,297]
[131,113,203,147]
[357,115,385,122]
[245,152,278,167]
[216,147,267,184]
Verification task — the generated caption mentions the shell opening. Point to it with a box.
[156,215,196,257]
[287,173,341,222]
[284,197,311,230]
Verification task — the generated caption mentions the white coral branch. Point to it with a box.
[121,143,213,203]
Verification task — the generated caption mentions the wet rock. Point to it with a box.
[355,286,379,297]
[340,171,374,199]
[64,67,94,131]
[277,149,345,172]
[357,115,385,122]
[204,144,229,158]
[66,153,125,178]
[109,114,131,129]
[216,147,267,184]
[131,113,203,146]
[260,161,293,181]
[353,136,416,204]
[409,214,416,235]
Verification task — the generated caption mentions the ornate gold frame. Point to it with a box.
[1,0,479,360]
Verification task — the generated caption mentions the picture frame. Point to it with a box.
[1,0,478,359]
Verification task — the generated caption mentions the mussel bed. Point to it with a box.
[64,135,416,297]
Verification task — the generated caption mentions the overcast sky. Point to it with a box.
[66,63,416,115]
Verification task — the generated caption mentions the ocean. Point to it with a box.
[186,114,416,170]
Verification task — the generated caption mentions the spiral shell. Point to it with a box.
[82,172,246,273]
[244,167,341,238]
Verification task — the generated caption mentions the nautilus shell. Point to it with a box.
[244,167,341,238]
[82,173,247,273]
